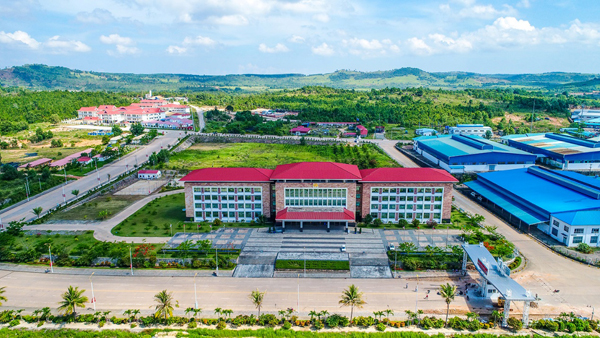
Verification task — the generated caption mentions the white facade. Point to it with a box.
[414,147,533,174]
[415,128,437,136]
[369,186,444,224]
[192,186,263,222]
[124,111,166,123]
[138,171,162,179]
[448,124,492,137]
[546,216,600,247]
[283,188,347,207]
[571,109,600,123]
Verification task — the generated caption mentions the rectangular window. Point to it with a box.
[551,228,559,236]
[229,212,235,217]
[573,236,583,244]
[244,195,252,200]
[553,220,559,227]
[382,196,389,201]
[593,228,599,234]
[228,188,235,192]
[435,188,443,193]
[255,195,261,201]
[390,188,397,194]
[193,187,202,193]
[417,188,424,193]
[194,195,202,201]
[400,188,406,193]
[424,196,431,202]
[564,225,570,232]
[591,236,599,244]
[407,188,414,193]
[212,211,219,217]
[390,196,396,202]
[574,228,584,234]
[371,196,378,201]
[425,188,432,193]
[381,213,388,219]
[245,212,252,218]
[212,204,219,209]
[211,188,218,192]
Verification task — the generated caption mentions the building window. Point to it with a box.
[551,228,558,236]
[284,187,347,208]
[563,225,570,232]
[593,228,599,234]
[552,220,559,227]
[591,236,599,244]
[573,236,583,244]
[574,228,584,234]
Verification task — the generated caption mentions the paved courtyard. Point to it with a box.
[166,228,253,249]
[380,229,463,249]
[114,179,167,195]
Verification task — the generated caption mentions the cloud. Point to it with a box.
[313,14,330,23]
[440,0,517,20]
[258,43,289,53]
[76,8,116,24]
[100,34,138,55]
[0,30,40,49]
[207,14,249,26]
[342,38,400,57]
[166,45,187,54]
[406,37,433,55]
[517,0,531,8]
[428,33,472,53]
[311,42,334,56]
[183,35,217,46]
[45,36,91,53]
[289,35,305,43]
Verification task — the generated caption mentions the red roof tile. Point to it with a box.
[276,208,355,221]
[77,156,92,162]
[359,168,458,182]
[139,170,160,174]
[180,168,274,182]
[270,162,362,180]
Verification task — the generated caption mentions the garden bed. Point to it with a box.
[275,260,350,270]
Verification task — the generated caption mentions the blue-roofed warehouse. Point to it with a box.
[501,133,600,171]
[465,166,600,247]
[413,134,536,174]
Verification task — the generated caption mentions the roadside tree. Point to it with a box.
[339,284,366,321]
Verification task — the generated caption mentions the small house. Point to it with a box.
[138,170,162,180]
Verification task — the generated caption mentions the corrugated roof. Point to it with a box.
[415,134,533,158]
[139,170,160,174]
[276,208,355,221]
[553,209,600,226]
[180,168,274,182]
[18,158,52,169]
[359,168,458,182]
[271,162,362,180]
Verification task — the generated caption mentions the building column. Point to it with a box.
[345,222,348,231]
[327,221,330,232]
[522,301,530,328]
[461,250,468,274]
[282,221,285,233]
[502,299,511,328]
[300,221,303,232]
[479,278,488,297]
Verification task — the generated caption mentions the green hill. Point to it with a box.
[0,64,598,92]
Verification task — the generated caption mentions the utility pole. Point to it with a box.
[47,244,53,273]
[531,99,535,133]
[304,246,306,278]
[215,247,219,276]
[129,246,134,276]
[62,168,67,204]
[194,272,199,309]
[90,272,96,311]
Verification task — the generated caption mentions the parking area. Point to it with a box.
[114,179,167,195]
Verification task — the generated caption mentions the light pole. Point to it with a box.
[90,272,96,311]
[194,272,199,309]
[25,174,30,201]
[38,177,42,190]
[95,160,100,187]
[589,305,595,321]
[394,248,397,277]
[62,168,67,204]
[215,247,219,276]
[170,224,172,236]
[47,244,53,273]
[303,246,306,278]
[129,246,134,276]
[415,274,419,313]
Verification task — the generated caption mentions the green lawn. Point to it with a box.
[275,259,350,270]
[65,158,114,176]
[0,175,65,211]
[112,193,188,237]
[358,208,481,230]
[50,195,143,221]
[168,143,399,170]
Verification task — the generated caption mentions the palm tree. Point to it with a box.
[222,309,233,319]
[466,312,478,322]
[319,310,329,321]
[439,283,457,324]
[185,307,194,318]
[249,289,266,317]
[154,289,177,320]
[308,310,318,322]
[490,310,502,327]
[32,207,43,219]
[385,309,394,320]
[57,286,88,316]
[71,189,80,197]
[339,284,366,321]
[214,307,222,319]
[123,309,132,322]
[0,287,7,306]
[373,311,384,320]
[131,309,141,322]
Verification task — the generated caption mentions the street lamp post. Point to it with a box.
[129,246,134,276]
[25,174,30,202]
[215,247,219,276]
[90,272,96,311]
[303,246,306,278]
[62,168,67,204]
[194,272,199,309]
[47,244,53,273]
[589,305,595,321]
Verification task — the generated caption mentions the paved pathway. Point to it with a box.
[380,229,462,249]
[166,228,253,249]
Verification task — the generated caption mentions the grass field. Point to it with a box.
[358,209,479,230]
[0,175,65,211]
[112,193,188,237]
[50,195,143,221]
[65,158,114,176]
[275,259,350,270]
[169,143,399,170]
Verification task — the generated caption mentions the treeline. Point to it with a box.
[0,88,131,135]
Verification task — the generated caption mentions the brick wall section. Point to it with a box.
[274,182,357,214]
[360,182,454,221]
[184,182,271,220]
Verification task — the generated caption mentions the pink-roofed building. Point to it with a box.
[138,169,162,179]
[356,125,368,137]
[290,126,311,135]
[76,156,93,165]
[160,104,190,113]
[50,148,94,169]
[18,158,52,170]
[181,162,458,228]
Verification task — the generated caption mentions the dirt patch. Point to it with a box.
[492,114,525,124]
[187,143,230,151]
[74,139,102,147]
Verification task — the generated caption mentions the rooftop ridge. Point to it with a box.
[527,166,600,199]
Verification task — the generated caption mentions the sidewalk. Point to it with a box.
[0,263,233,277]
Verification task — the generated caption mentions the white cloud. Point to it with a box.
[440,0,517,20]
[183,35,217,46]
[179,13,193,23]
[258,43,289,53]
[45,36,91,53]
[76,8,116,24]
[166,45,187,54]
[311,42,334,56]
[494,16,535,31]
[114,45,139,54]
[406,37,433,55]
[208,14,249,26]
[313,13,330,23]
[289,35,305,43]
[343,38,401,57]
[517,0,531,8]
[100,34,133,46]
[0,30,40,49]
[428,33,472,53]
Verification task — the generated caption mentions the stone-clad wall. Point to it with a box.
[274,182,358,213]
[359,182,454,221]
[184,182,271,220]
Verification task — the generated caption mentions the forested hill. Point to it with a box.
[1,64,599,92]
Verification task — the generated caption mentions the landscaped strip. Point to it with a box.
[275,259,350,270]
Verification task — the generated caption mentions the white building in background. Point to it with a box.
[138,170,162,179]
[571,109,600,123]
[448,124,492,137]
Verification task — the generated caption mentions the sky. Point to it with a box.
[0,0,600,75]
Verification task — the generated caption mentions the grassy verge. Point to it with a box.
[112,193,187,237]
[169,143,399,170]
[275,259,350,270]
[65,158,114,176]
[49,195,144,221]
[0,175,65,211]
[358,208,480,230]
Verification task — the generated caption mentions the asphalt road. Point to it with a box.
[0,130,183,223]
[189,105,205,132]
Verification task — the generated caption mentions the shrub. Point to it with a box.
[188,321,197,329]
[9,319,20,327]
[468,319,482,331]
[376,323,386,331]
[577,243,593,254]
[216,320,227,330]
[507,317,523,331]
[283,321,292,330]
[98,321,105,328]
[313,319,324,330]
[130,323,137,328]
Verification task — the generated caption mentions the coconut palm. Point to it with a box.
[0,287,7,306]
[32,207,43,219]
[318,310,329,321]
[439,283,457,324]
[308,310,318,322]
[249,289,266,317]
[153,289,177,320]
[339,284,366,321]
[214,307,222,319]
[490,310,502,327]
[57,286,88,316]
[222,309,233,319]
[131,309,141,322]
[385,309,394,320]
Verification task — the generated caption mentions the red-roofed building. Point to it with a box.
[290,126,311,135]
[181,162,457,230]
[138,169,162,179]
[356,125,368,137]
[77,156,93,165]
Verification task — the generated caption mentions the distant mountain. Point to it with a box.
[0,64,598,92]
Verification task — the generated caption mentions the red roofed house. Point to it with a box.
[290,126,311,135]
[138,170,162,180]
[356,125,368,137]
[18,158,53,170]
[76,156,93,165]
[180,162,457,231]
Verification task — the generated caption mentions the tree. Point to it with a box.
[32,207,43,219]
[484,130,493,139]
[363,214,373,225]
[98,210,110,220]
[339,284,366,321]
[71,190,80,197]
[399,242,417,255]
[490,310,502,327]
[469,214,485,227]
[249,289,266,317]
[507,317,523,331]
[154,290,177,320]
[439,283,457,324]
[372,218,383,227]
[111,125,123,136]
[50,139,63,148]
[214,307,222,319]
[57,286,88,316]
[411,219,420,228]
[398,219,409,228]
[102,135,110,144]
[49,114,61,124]
[384,309,394,319]
[222,309,233,319]
[0,287,6,306]
[131,123,144,136]
[225,105,234,112]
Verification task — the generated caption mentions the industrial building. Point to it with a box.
[415,128,437,136]
[571,109,600,123]
[413,134,536,173]
[501,133,600,171]
[180,162,457,230]
[466,166,600,247]
[448,124,492,137]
